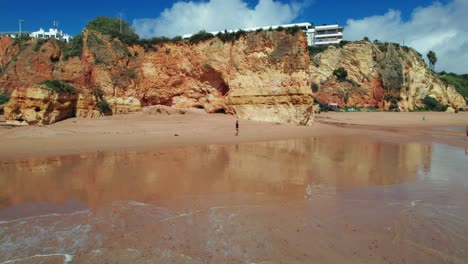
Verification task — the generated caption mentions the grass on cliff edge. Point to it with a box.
[40,80,76,94]
[439,72,468,99]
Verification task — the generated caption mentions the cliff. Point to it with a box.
[1,32,465,125]
[0,30,313,125]
[310,41,465,111]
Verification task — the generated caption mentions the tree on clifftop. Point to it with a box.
[427,50,437,71]
[86,16,139,44]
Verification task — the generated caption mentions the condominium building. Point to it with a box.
[313,24,344,46]
[182,22,344,46]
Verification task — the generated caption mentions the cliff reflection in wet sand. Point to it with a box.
[1,137,467,263]
[1,137,429,208]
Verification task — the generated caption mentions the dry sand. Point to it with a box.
[1,110,467,160]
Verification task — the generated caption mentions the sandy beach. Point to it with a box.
[1,110,467,160]
[1,111,468,263]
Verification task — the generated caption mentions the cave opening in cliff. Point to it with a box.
[218,83,229,96]
[200,66,230,96]
[213,108,226,114]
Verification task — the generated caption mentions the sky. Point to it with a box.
[0,0,466,73]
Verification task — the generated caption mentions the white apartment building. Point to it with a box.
[30,28,71,43]
[182,22,344,46]
[313,24,344,46]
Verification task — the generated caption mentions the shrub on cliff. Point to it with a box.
[311,82,319,93]
[137,36,182,51]
[0,90,9,104]
[333,67,348,81]
[13,35,32,50]
[86,16,139,44]
[97,99,112,114]
[189,30,214,44]
[40,80,76,94]
[307,45,328,58]
[62,35,83,61]
[216,29,247,42]
[33,39,47,52]
[421,96,448,111]
[339,40,350,47]
[285,26,301,35]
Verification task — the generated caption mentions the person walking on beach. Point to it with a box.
[465,125,468,140]
[236,120,239,136]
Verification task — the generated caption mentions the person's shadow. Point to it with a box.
[236,131,239,136]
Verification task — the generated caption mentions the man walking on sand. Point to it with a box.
[236,120,239,135]
[466,125,468,140]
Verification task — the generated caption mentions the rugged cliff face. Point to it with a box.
[129,30,313,124]
[310,41,465,111]
[4,85,77,125]
[1,30,314,125]
[1,32,465,125]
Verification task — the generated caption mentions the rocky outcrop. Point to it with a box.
[4,85,77,125]
[310,42,466,111]
[106,96,141,114]
[130,31,313,124]
[1,31,466,125]
[0,30,314,125]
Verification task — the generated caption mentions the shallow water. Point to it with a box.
[0,137,467,263]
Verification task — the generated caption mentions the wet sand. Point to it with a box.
[1,111,467,160]
[1,111,468,263]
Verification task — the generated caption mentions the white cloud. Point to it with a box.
[133,0,309,38]
[345,0,468,74]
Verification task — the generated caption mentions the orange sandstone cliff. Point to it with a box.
[0,31,465,125]
[309,41,465,111]
[0,30,313,125]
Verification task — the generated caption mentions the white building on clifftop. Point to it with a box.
[0,22,71,43]
[313,24,344,46]
[30,28,71,43]
[182,23,344,46]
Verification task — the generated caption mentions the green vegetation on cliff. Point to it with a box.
[188,26,306,45]
[62,35,83,61]
[0,89,9,104]
[86,16,139,44]
[216,29,247,42]
[97,99,112,114]
[189,30,215,44]
[40,80,76,94]
[420,96,448,111]
[139,36,182,51]
[439,72,468,98]
[333,67,348,81]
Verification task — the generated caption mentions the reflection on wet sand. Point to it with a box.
[0,137,431,209]
[1,137,467,263]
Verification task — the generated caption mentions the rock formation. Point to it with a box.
[310,41,465,111]
[4,85,77,125]
[1,31,466,125]
[0,30,314,125]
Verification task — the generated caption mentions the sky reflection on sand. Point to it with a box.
[0,137,467,263]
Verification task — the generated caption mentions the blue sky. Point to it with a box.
[0,0,466,73]
[0,0,451,36]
